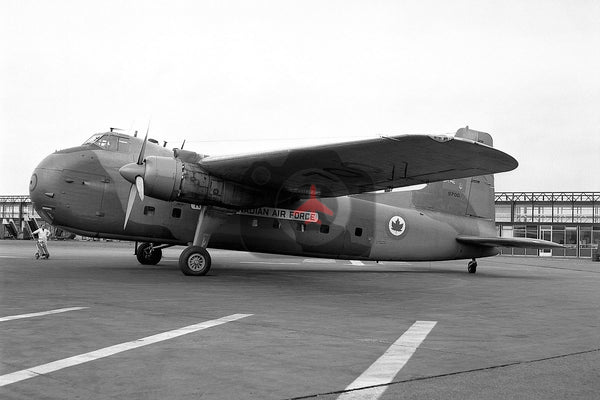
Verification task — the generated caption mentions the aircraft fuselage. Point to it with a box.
[29,139,497,262]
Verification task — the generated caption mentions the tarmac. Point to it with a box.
[0,240,598,399]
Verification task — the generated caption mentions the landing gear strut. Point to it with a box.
[467,258,477,274]
[136,242,162,265]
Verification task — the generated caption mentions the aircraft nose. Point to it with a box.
[29,153,63,223]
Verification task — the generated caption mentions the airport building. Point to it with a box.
[2,193,600,258]
[495,192,600,258]
[0,195,38,239]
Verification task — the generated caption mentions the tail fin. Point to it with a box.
[411,127,495,220]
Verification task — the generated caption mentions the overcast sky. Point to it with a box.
[1,0,599,195]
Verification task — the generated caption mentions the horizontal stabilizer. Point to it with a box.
[456,236,564,249]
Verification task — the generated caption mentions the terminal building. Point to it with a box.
[495,192,600,258]
[2,192,600,258]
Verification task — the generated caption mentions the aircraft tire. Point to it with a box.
[467,260,477,274]
[179,246,211,276]
[136,243,162,265]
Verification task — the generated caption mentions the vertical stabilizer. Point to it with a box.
[411,127,496,220]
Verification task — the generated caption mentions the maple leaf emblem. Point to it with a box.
[391,218,404,233]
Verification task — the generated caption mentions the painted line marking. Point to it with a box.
[338,320,437,400]
[303,259,337,264]
[0,313,252,387]
[240,261,299,265]
[0,307,89,322]
[349,260,365,266]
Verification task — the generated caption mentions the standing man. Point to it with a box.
[33,224,51,259]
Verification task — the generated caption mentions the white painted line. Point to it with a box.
[338,320,437,400]
[240,261,299,265]
[303,259,337,264]
[349,260,364,266]
[0,307,89,322]
[0,313,252,387]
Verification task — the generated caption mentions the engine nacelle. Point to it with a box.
[141,156,269,208]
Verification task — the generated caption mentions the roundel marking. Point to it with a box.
[388,216,406,237]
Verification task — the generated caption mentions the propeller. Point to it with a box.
[121,123,150,229]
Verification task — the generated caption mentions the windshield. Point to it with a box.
[83,133,104,145]
[82,133,130,152]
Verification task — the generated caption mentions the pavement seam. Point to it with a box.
[284,347,600,400]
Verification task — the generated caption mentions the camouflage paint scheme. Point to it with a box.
[29,128,548,264]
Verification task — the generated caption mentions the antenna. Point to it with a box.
[181,139,186,150]
[134,130,138,138]
[163,141,168,147]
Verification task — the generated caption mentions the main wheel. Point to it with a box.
[136,243,162,265]
[467,260,477,274]
[179,246,211,276]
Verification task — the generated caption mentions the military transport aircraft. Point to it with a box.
[29,127,560,276]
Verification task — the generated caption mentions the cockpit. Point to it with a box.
[83,133,131,153]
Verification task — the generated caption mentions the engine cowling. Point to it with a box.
[125,156,270,208]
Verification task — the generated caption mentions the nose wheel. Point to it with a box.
[467,259,477,274]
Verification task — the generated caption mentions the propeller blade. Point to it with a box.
[135,175,145,201]
[137,122,150,165]
[124,183,137,229]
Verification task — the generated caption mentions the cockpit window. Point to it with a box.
[117,137,130,153]
[83,134,130,152]
[83,133,104,146]
[95,135,118,151]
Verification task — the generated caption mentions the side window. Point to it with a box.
[355,227,363,237]
[273,220,281,229]
[172,208,182,218]
[144,206,155,216]
[320,225,330,234]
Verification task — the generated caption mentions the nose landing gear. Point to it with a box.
[467,258,477,274]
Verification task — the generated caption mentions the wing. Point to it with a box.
[199,134,518,198]
[456,236,564,249]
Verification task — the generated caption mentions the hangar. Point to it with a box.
[2,192,600,258]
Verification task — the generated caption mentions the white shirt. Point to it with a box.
[33,228,51,242]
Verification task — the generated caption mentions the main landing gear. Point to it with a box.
[134,242,211,275]
[178,206,214,276]
[467,258,478,274]
[179,246,212,276]
[136,242,162,265]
